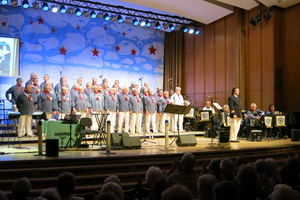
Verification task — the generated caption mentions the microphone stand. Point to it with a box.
[60,73,63,120]
[138,78,143,90]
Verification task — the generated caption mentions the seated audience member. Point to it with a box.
[11,177,32,200]
[40,188,60,200]
[99,182,123,200]
[269,184,300,200]
[103,175,122,186]
[197,174,217,200]
[254,159,274,198]
[94,192,119,200]
[279,158,300,187]
[213,181,240,200]
[169,153,199,197]
[235,165,261,200]
[56,172,84,200]
[265,158,279,183]
[235,155,248,168]
[0,191,7,200]
[147,177,173,200]
[220,158,236,181]
[161,184,193,200]
[207,158,222,180]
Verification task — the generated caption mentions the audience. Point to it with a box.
[3,153,300,200]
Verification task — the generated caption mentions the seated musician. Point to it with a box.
[221,104,231,126]
[246,103,264,129]
[203,101,215,116]
[265,104,282,116]
[265,104,284,138]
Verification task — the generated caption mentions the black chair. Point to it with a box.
[75,117,100,147]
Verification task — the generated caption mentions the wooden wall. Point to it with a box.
[181,4,300,112]
[182,13,237,108]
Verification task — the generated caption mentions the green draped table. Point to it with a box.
[42,120,81,148]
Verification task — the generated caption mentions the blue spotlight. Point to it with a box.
[195,29,200,35]
[155,22,161,29]
[117,15,123,23]
[42,3,49,11]
[22,0,29,8]
[182,26,188,33]
[75,8,81,16]
[145,20,151,27]
[169,24,175,31]
[1,0,8,5]
[60,5,66,14]
[90,11,97,18]
[132,18,139,26]
[104,13,110,21]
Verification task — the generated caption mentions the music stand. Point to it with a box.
[163,104,191,145]
[272,114,287,139]
[63,114,81,148]
[32,112,47,155]
[7,112,20,148]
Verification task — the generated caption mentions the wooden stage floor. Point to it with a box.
[0,136,299,162]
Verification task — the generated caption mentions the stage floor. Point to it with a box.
[0,136,299,162]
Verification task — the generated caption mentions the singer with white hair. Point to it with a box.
[170,87,185,132]
[117,87,131,133]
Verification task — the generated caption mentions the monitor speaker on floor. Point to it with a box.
[176,135,197,147]
[121,136,141,149]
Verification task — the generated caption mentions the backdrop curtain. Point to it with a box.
[164,31,184,91]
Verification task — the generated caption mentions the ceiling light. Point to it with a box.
[169,24,175,31]
[32,1,39,9]
[249,17,257,26]
[263,11,272,20]
[60,5,66,14]
[155,22,161,29]
[1,0,8,5]
[42,2,49,11]
[104,13,110,21]
[22,0,29,8]
[117,15,123,23]
[75,8,82,16]
[83,10,89,17]
[195,29,200,35]
[90,11,96,18]
[125,17,131,23]
[11,0,18,6]
[145,20,151,27]
[51,5,58,13]
[163,23,168,29]
[189,28,194,34]
[98,12,103,19]
[182,26,188,33]
[111,15,117,21]
[67,7,74,14]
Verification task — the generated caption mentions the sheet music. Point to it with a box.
[213,102,223,110]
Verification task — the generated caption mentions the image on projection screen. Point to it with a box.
[0,36,20,77]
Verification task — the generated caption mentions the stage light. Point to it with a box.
[145,20,151,27]
[182,26,188,33]
[155,22,161,29]
[98,12,103,19]
[83,10,89,17]
[67,7,74,14]
[111,15,117,21]
[125,17,131,23]
[51,5,58,13]
[249,17,257,26]
[189,28,194,34]
[60,5,66,14]
[140,19,146,27]
[169,24,175,31]
[42,3,49,11]
[104,13,110,21]
[117,15,123,23]
[263,11,272,20]
[132,18,139,26]
[22,0,29,8]
[75,8,82,16]
[163,23,168,30]
[11,0,18,6]
[32,1,39,9]
[1,0,8,5]
[90,11,96,18]
[195,29,200,35]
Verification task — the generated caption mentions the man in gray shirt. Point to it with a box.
[129,88,143,134]
[6,78,24,111]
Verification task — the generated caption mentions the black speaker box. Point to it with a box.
[111,133,122,145]
[248,130,262,142]
[176,135,197,147]
[291,129,300,141]
[219,131,230,143]
[121,137,141,149]
[46,139,59,157]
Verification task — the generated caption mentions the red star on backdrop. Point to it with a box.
[122,32,126,36]
[149,45,157,55]
[76,25,80,30]
[20,41,24,48]
[30,21,34,24]
[51,28,56,32]
[104,26,108,30]
[38,18,44,24]
[131,49,137,55]
[92,48,99,57]
[2,21,6,26]
[115,45,120,51]
[59,46,67,55]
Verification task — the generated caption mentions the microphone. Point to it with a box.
[138,77,143,81]
[60,71,62,77]
[167,78,173,81]
[99,75,103,78]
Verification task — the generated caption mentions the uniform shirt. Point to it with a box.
[54,83,70,96]
[16,92,34,115]
[88,92,104,111]
[118,92,130,112]
[171,93,184,106]
[105,94,118,112]
[101,85,109,95]
[247,109,264,119]
[25,79,34,86]
[40,82,54,91]
[144,95,157,114]
[129,94,143,113]
[73,92,88,111]
[84,88,93,97]
[156,95,167,113]
[203,106,216,115]
[38,92,55,113]
[70,89,79,100]
[31,84,40,104]
[6,84,24,104]
[54,94,72,113]
[228,95,243,118]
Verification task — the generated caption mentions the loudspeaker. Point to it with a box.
[248,130,262,142]
[111,133,122,145]
[121,137,141,149]
[291,129,300,141]
[46,139,59,157]
[219,131,230,143]
[176,135,197,147]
